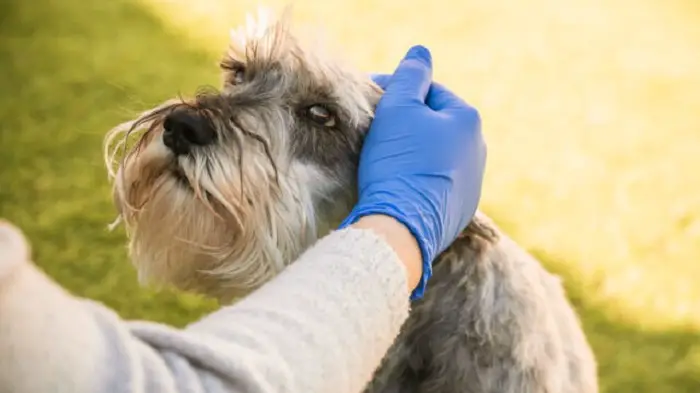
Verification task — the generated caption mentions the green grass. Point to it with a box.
[0,0,220,325]
[1,0,699,391]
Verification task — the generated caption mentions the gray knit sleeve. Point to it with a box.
[0,226,410,393]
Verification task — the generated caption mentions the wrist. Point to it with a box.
[339,197,437,300]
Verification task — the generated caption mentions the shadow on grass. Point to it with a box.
[0,0,698,392]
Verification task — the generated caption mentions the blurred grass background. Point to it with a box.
[1,0,699,391]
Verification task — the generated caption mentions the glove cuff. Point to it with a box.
[338,203,435,301]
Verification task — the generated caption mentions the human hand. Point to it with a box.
[339,45,487,300]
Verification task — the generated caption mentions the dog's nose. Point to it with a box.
[162,108,217,156]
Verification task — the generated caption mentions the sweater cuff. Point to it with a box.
[314,226,410,322]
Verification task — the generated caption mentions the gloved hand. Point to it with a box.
[338,45,487,301]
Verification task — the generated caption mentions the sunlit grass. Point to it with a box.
[1,0,699,391]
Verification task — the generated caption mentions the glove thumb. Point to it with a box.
[380,45,433,107]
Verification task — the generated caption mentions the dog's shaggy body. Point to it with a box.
[104,8,598,393]
[364,215,597,393]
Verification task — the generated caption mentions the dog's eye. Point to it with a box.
[307,105,336,127]
[220,60,246,85]
[232,68,245,84]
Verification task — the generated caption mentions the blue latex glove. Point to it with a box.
[338,45,487,300]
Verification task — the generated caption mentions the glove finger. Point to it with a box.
[425,81,474,113]
[380,45,433,107]
[369,73,391,90]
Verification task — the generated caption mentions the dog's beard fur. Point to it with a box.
[104,7,383,302]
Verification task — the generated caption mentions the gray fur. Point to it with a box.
[105,10,598,393]
[364,215,598,393]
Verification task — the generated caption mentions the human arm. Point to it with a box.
[0,218,413,393]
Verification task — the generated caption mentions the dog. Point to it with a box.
[103,7,598,393]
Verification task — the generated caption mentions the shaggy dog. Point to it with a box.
[104,8,598,393]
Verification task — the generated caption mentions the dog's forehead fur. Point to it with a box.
[211,7,383,173]
[222,7,377,126]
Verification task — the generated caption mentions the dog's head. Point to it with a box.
[104,8,383,301]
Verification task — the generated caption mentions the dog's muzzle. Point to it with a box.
[162,107,217,156]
